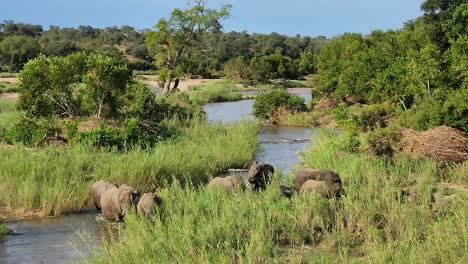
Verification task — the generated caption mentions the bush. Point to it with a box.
[6,115,62,145]
[76,122,124,149]
[355,102,394,131]
[442,88,468,132]
[398,96,445,131]
[253,89,307,120]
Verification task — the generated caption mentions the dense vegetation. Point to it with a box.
[0,0,466,262]
[89,131,467,263]
[315,1,467,132]
[0,20,327,81]
[252,89,307,120]
[0,120,258,216]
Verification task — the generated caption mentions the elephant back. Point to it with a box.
[91,180,116,210]
[300,180,328,195]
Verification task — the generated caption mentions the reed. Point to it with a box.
[88,131,467,263]
[0,120,259,216]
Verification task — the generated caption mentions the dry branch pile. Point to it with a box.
[314,97,339,109]
[399,126,468,163]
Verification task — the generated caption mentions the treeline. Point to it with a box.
[315,0,467,132]
[0,20,328,78]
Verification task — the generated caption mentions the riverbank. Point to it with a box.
[88,131,467,263]
[0,120,259,219]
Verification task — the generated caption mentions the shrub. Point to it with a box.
[76,122,124,149]
[398,96,445,131]
[442,88,468,132]
[6,115,62,145]
[355,102,394,131]
[252,89,307,120]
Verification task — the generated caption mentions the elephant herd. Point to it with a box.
[91,180,161,221]
[209,160,345,198]
[91,161,344,222]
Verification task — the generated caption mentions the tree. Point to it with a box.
[83,53,132,118]
[146,0,231,94]
[0,35,41,71]
[18,53,87,118]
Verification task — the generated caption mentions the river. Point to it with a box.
[1,89,314,263]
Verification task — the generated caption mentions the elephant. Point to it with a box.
[137,193,162,220]
[300,180,328,195]
[118,184,141,205]
[294,167,345,197]
[278,185,296,198]
[100,187,138,221]
[208,175,246,194]
[91,180,117,211]
[248,161,275,191]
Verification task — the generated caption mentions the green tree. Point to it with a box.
[406,44,442,95]
[253,89,307,120]
[18,53,87,117]
[146,0,231,94]
[0,35,40,71]
[82,53,132,118]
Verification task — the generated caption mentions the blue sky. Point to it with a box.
[1,0,424,37]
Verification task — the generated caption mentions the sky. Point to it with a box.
[1,0,424,37]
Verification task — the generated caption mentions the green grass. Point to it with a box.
[0,72,18,78]
[0,98,19,138]
[0,120,259,216]
[186,80,243,104]
[88,131,467,263]
[272,111,318,127]
[0,81,19,94]
[0,221,6,238]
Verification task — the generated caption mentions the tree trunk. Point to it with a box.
[173,78,180,90]
[163,78,172,94]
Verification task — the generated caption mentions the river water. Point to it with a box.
[1,89,314,263]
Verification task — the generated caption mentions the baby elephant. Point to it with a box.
[278,185,296,198]
[208,175,246,194]
[294,167,345,197]
[100,186,139,221]
[137,193,162,220]
[91,180,117,211]
[248,161,275,191]
[300,180,329,196]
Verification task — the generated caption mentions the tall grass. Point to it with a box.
[0,120,259,216]
[88,131,467,263]
[186,80,243,104]
[273,111,318,127]
[0,98,19,138]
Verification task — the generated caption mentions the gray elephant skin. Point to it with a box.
[208,175,246,194]
[248,161,275,190]
[100,186,138,221]
[137,193,162,219]
[294,167,345,197]
[91,180,116,211]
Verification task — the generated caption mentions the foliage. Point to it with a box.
[145,0,231,93]
[354,102,395,132]
[0,35,40,71]
[89,131,467,263]
[6,115,62,145]
[0,120,258,216]
[253,89,307,120]
[314,0,467,131]
[398,89,468,132]
[82,53,132,118]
